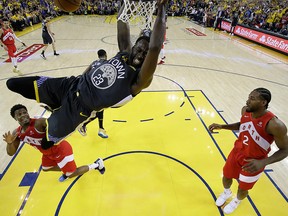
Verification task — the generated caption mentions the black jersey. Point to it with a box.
[77,52,140,111]
[42,20,48,33]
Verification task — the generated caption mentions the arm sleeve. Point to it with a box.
[13,33,23,43]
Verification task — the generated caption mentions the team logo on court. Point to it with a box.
[91,64,117,89]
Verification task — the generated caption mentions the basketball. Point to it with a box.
[54,0,81,12]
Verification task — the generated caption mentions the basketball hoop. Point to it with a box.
[118,0,157,30]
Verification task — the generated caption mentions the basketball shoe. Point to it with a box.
[223,197,241,214]
[40,53,46,60]
[95,158,105,174]
[78,125,87,136]
[158,59,165,65]
[98,128,108,138]
[215,189,232,206]
[13,68,23,76]
[58,174,68,182]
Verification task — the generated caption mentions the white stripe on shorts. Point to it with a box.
[57,155,74,168]
[42,166,54,170]
[239,172,262,183]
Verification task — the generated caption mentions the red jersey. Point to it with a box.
[1,28,15,45]
[234,111,275,159]
[16,118,58,155]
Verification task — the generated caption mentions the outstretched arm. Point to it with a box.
[131,0,168,95]
[3,130,20,156]
[209,106,247,132]
[12,30,26,46]
[117,3,132,52]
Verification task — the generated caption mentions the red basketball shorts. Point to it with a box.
[6,44,17,58]
[41,140,77,176]
[223,148,264,190]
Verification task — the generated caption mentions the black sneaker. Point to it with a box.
[95,158,105,174]
[40,53,46,60]
[78,125,87,136]
[54,53,60,56]
[58,174,68,182]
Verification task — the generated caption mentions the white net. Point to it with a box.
[118,0,157,30]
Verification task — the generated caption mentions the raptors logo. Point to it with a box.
[91,64,117,89]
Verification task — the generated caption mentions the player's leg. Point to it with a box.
[40,44,48,59]
[8,45,22,75]
[41,154,60,172]
[223,161,263,214]
[56,141,105,182]
[40,33,49,59]
[52,42,59,56]
[96,111,108,138]
[6,76,40,100]
[44,91,90,144]
[215,149,240,207]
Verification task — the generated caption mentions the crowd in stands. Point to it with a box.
[0,0,287,36]
[185,0,288,36]
[0,0,62,31]
[74,0,120,15]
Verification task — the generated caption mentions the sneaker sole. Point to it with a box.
[98,133,108,138]
[99,167,106,174]
[78,130,87,136]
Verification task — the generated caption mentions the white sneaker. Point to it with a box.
[223,198,241,214]
[98,128,108,138]
[13,68,23,76]
[95,158,105,174]
[215,190,232,206]
[78,125,87,136]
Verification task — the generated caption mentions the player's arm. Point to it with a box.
[131,0,168,95]
[263,118,288,165]
[242,117,288,173]
[0,29,3,46]
[0,29,7,49]
[35,118,55,150]
[117,3,132,52]
[208,106,246,132]
[3,129,21,156]
[11,30,26,46]
[34,118,47,132]
[209,122,240,132]
[46,21,55,40]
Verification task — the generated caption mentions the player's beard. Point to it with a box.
[246,105,257,113]
[129,53,143,68]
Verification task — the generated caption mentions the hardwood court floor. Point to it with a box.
[0,15,287,216]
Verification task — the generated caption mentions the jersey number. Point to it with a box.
[243,135,249,145]
[94,74,104,85]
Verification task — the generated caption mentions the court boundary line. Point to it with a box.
[55,150,224,216]
[1,89,285,215]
